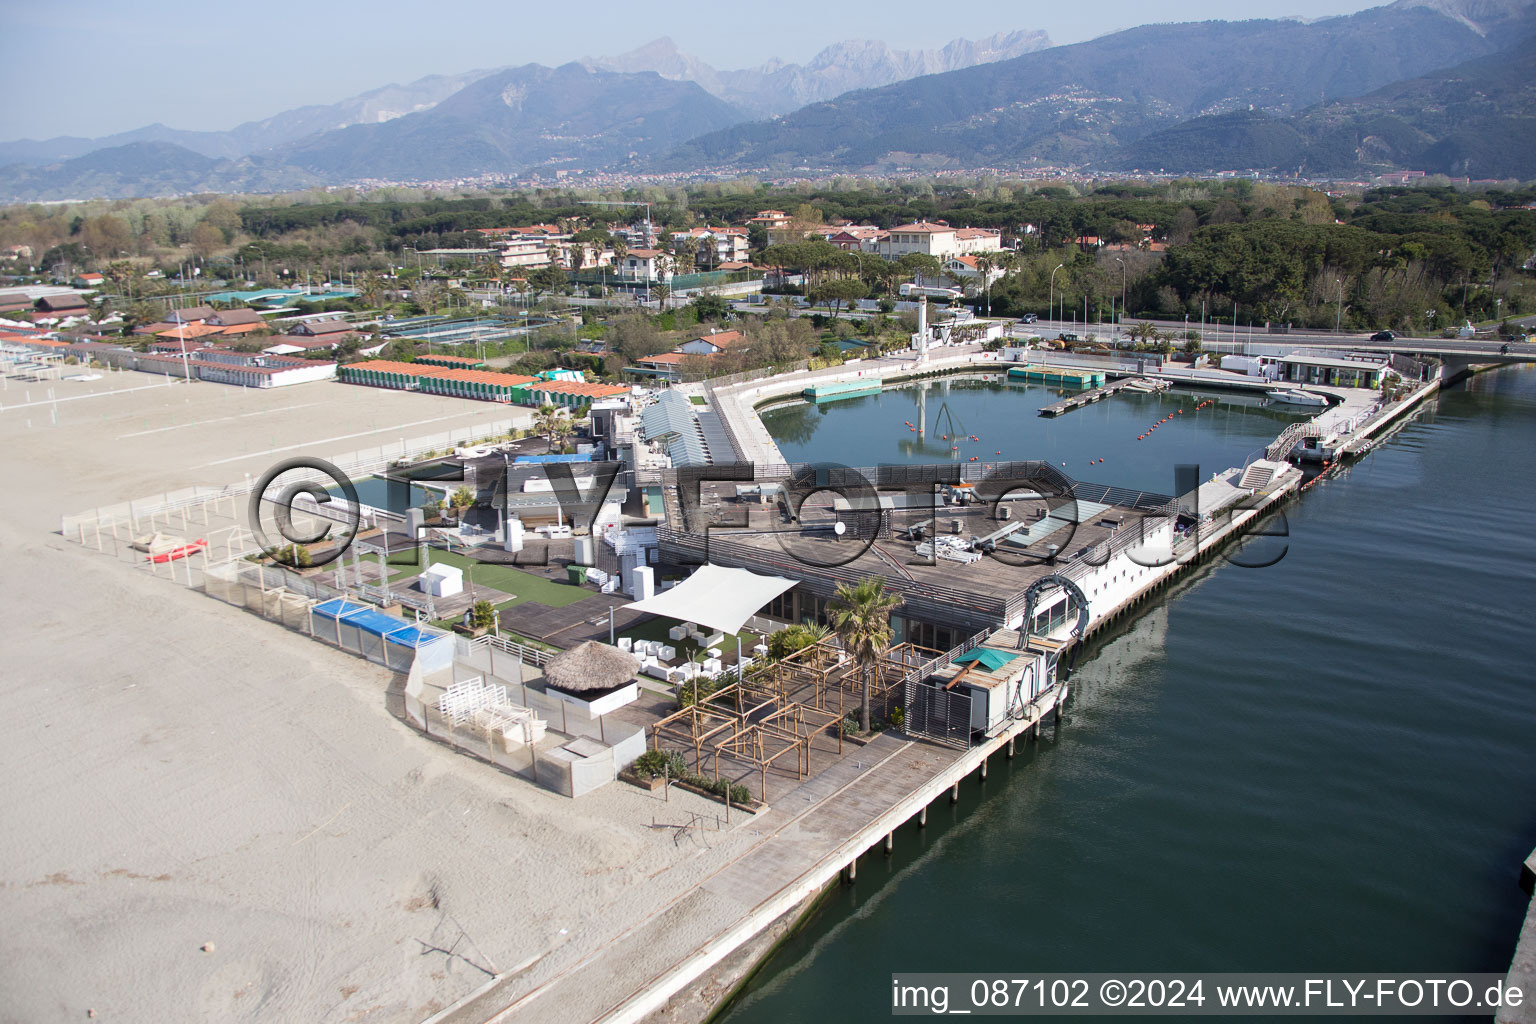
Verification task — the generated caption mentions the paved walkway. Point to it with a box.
[438,731,973,1024]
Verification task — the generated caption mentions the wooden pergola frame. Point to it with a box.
[650,680,844,801]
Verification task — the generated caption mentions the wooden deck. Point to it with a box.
[439,691,1065,1024]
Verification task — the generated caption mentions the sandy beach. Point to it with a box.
[0,371,748,1023]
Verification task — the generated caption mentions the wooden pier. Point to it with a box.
[1039,377,1148,416]
[439,687,1067,1024]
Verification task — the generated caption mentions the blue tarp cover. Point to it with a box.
[387,625,445,648]
[349,609,412,637]
[312,598,370,620]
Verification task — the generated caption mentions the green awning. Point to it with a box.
[953,648,1020,671]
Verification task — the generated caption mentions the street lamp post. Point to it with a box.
[1049,263,1064,330]
[1335,278,1344,333]
[1114,256,1125,333]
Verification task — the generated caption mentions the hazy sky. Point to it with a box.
[2,0,1384,141]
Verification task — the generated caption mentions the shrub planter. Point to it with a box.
[618,770,766,812]
[674,778,767,813]
[619,769,667,793]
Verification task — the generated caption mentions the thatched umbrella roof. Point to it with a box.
[544,640,639,693]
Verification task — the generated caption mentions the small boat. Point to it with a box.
[1266,388,1330,408]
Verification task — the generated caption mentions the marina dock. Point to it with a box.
[446,347,1444,1024]
[1007,364,1105,388]
[1038,377,1157,416]
[804,378,883,403]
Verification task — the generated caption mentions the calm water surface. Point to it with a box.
[727,369,1536,1021]
[761,376,1312,495]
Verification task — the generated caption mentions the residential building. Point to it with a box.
[617,249,672,284]
[168,305,217,324]
[878,222,1002,260]
[674,329,746,356]
[286,317,359,339]
[628,351,686,381]
[36,294,89,314]
[942,254,1005,288]
[746,210,790,230]
[670,227,749,269]
[206,307,264,328]
[953,227,1004,253]
[827,226,888,253]
[492,238,555,270]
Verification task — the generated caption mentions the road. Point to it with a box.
[1016,318,1536,362]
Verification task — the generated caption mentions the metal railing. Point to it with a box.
[472,633,556,667]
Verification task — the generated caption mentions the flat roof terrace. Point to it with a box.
[660,465,1176,633]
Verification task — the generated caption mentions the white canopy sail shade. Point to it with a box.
[626,563,796,636]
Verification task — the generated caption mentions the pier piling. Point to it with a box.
[884,833,894,856]
[918,806,928,828]
[980,757,989,781]
[950,782,960,804]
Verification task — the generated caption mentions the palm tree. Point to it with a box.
[974,253,995,317]
[359,273,386,308]
[550,416,574,454]
[828,577,903,733]
[533,404,562,451]
[1130,320,1159,346]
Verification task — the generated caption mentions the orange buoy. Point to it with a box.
[996,450,1002,455]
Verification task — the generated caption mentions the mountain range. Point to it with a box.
[1107,42,1536,178]
[1,0,1533,203]
[581,32,1051,116]
[0,30,1045,188]
[0,69,499,167]
[664,0,1536,173]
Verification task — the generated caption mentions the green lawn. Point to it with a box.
[391,548,592,608]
